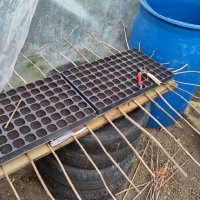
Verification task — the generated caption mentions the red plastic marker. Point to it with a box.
[137,70,142,89]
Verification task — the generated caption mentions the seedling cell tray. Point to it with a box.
[62,48,173,114]
[0,74,96,164]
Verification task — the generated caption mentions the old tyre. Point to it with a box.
[36,154,133,200]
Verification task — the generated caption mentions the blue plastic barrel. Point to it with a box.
[129,0,200,127]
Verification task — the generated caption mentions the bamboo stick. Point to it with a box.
[20,52,46,77]
[13,69,27,84]
[133,99,200,168]
[118,108,187,177]
[5,100,22,129]
[63,38,90,63]
[51,49,78,67]
[173,86,200,99]
[81,45,101,59]
[175,70,200,75]
[100,41,121,53]
[155,89,200,138]
[121,20,129,50]
[145,94,181,128]
[104,115,155,177]
[40,54,60,73]
[133,181,152,200]
[121,141,150,200]
[73,136,116,200]
[86,125,141,194]
[166,85,200,115]
[1,166,21,200]
[150,49,157,58]
[86,31,115,55]
[47,144,82,200]
[176,81,200,87]
[26,154,55,200]
[173,64,188,73]
[116,181,150,196]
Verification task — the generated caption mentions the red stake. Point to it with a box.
[137,71,142,89]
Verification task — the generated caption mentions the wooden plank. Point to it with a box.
[0,81,175,179]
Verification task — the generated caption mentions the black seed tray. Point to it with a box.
[62,48,173,114]
[0,74,95,164]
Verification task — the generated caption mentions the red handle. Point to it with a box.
[137,72,142,87]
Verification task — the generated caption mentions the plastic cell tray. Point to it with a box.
[0,74,96,164]
[62,48,173,114]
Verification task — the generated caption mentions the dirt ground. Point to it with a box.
[0,118,200,200]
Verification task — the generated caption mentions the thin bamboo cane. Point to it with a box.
[173,85,200,99]
[175,70,200,75]
[19,52,46,77]
[63,38,90,63]
[116,181,151,196]
[172,64,188,73]
[86,31,115,55]
[133,99,200,169]
[51,49,78,67]
[118,107,187,177]
[166,85,200,115]
[5,100,22,129]
[145,185,153,200]
[145,94,181,128]
[138,42,141,51]
[104,115,155,177]
[100,41,121,53]
[81,45,101,59]
[160,63,170,66]
[13,69,27,84]
[121,141,150,200]
[150,141,156,200]
[101,41,121,54]
[47,144,82,200]
[150,49,157,58]
[86,125,141,194]
[176,81,200,87]
[73,136,117,200]
[99,42,115,55]
[26,154,55,200]
[1,166,21,200]
[121,20,129,50]
[155,89,200,138]
[132,181,152,200]
[40,54,60,73]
